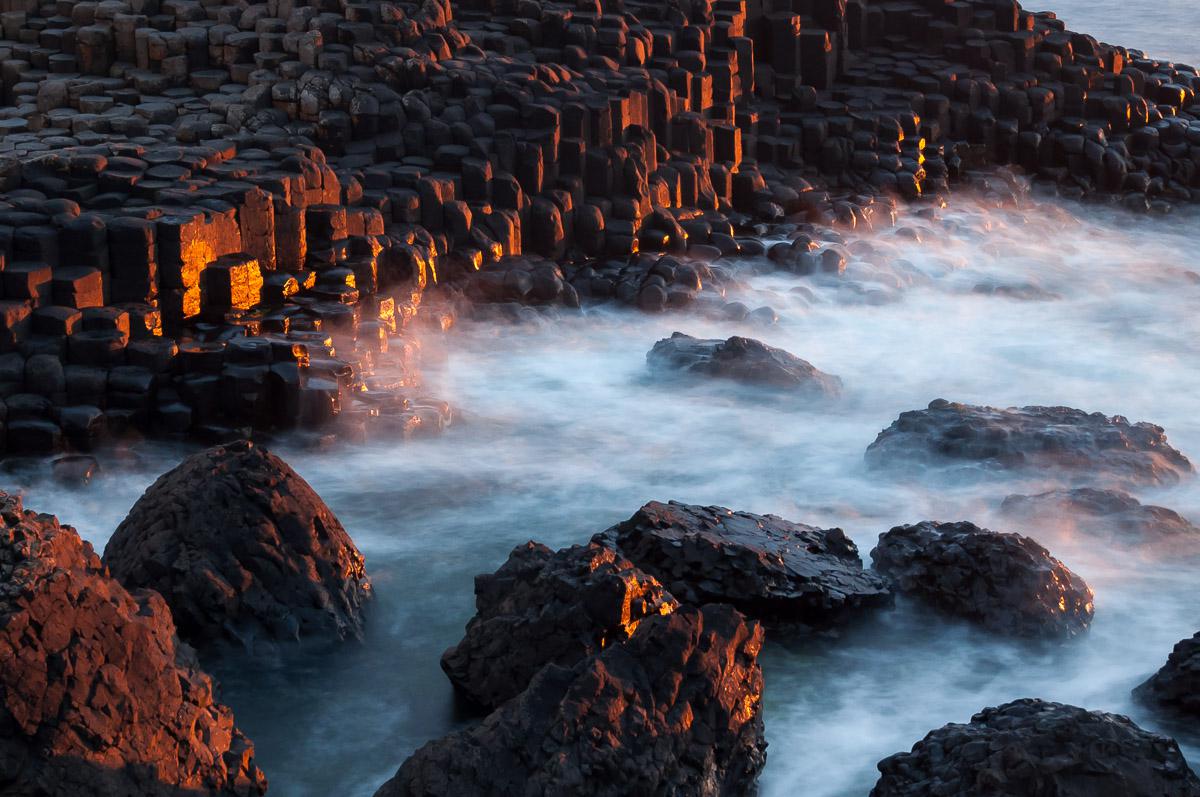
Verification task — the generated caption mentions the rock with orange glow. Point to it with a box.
[1136,632,1200,716]
[866,400,1194,487]
[871,698,1200,797]
[0,491,267,796]
[376,603,766,797]
[1000,487,1200,547]
[594,500,891,627]
[440,541,678,710]
[104,439,370,650]
[870,521,1094,639]
[647,332,843,396]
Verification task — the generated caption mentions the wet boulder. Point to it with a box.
[1000,487,1200,547]
[866,399,1194,487]
[440,541,678,710]
[647,332,843,396]
[0,492,267,796]
[872,698,1200,797]
[594,500,891,626]
[870,521,1094,639]
[376,604,766,797]
[1136,632,1200,716]
[104,440,370,650]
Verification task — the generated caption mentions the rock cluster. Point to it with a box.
[596,500,891,626]
[1136,632,1200,716]
[104,439,370,649]
[1000,487,1200,546]
[440,540,677,709]
[870,520,1093,638]
[647,331,843,395]
[866,399,1194,487]
[0,490,266,796]
[872,698,1200,797]
[378,604,766,797]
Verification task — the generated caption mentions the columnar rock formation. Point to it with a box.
[0,490,267,796]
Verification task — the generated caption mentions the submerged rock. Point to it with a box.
[647,332,842,396]
[872,698,1200,797]
[104,439,370,650]
[377,604,766,797]
[866,399,1194,487]
[1000,487,1200,546]
[1136,632,1200,716]
[0,492,267,796]
[441,541,678,710]
[871,520,1093,638]
[595,500,891,626]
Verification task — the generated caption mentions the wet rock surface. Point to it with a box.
[0,491,266,796]
[871,698,1200,797]
[1001,487,1200,546]
[595,500,891,626]
[866,399,1194,487]
[440,540,677,710]
[104,439,370,649]
[870,520,1094,639]
[1136,632,1200,716]
[377,603,766,797]
[647,331,843,396]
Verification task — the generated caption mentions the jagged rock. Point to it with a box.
[440,541,678,710]
[376,604,766,797]
[1000,487,1200,546]
[647,332,843,396]
[103,439,370,649]
[1136,632,1200,716]
[866,399,1194,487]
[594,500,891,626]
[871,698,1200,797]
[0,491,267,796]
[870,521,1094,639]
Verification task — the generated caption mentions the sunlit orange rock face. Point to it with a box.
[0,491,266,796]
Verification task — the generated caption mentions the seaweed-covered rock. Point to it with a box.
[647,332,842,396]
[1136,632,1200,716]
[377,604,766,797]
[595,500,891,626]
[866,399,1194,487]
[440,541,677,710]
[1000,488,1200,546]
[870,521,1093,638]
[0,492,267,796]
[104,440,370,649]
[872,698,1200,797]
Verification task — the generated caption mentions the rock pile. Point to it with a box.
[1000,487,1200,546]
[0,490,267,796]
[647,331,842,395]
[1136,632,1200,716]
[104,439,371,649]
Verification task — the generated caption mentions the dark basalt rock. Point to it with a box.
[376,604,766,797]
[1000,487,1200,546]
[647,332,843,396]
[872,698,1200,797]
[1136,632,1200,716]
[870,521,1094,639]
[594,500,891,626]
[104,439,370,649]
[866,399,1194,487]
[440,541,678,710]
[0,491,267,796]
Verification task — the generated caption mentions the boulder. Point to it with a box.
[594,500,891,626]
[104,439,370,649]
[646,332,842,396]
[440,541,678,710]
[865,399,1193,487]
[1135,632,1200,716]
[870,521,1094,638]
[0,491,267,796]
[376,604,766,797]
[871,698,1200,797]
[1000,488,1200,547]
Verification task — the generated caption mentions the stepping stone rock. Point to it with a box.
[1136,632,1200,716]
[1000,487,1200,547]
[647,332,843,396]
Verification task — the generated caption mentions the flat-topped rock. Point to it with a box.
[594,500,891,627]
[104,439,370,650]
[870,520,1094,639]
[441,540,678,710]
[866,399,1194,487]
[647,332,843,396]
[1136,632,1200,716]
[1001,487,1200,547]
[377,604,766,797]
[872,699,1200,797]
